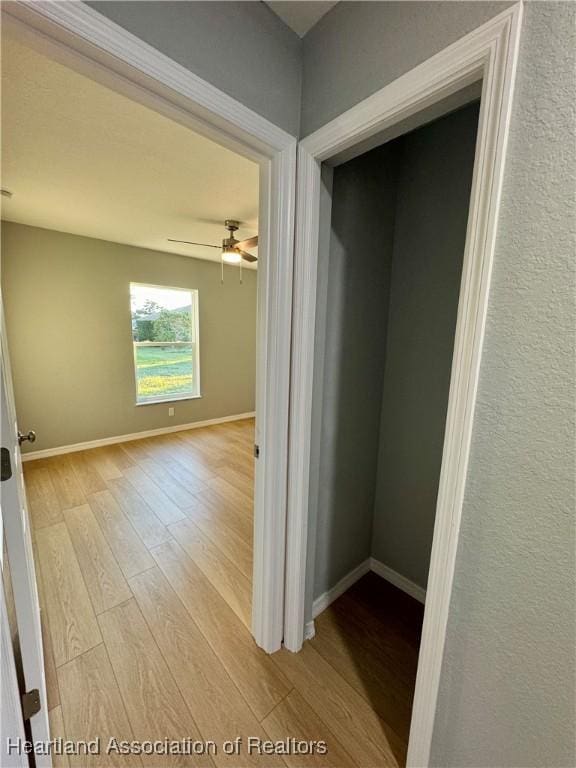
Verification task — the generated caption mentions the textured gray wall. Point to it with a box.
[301,1,511,136]
[303,1,575,766]
[87,1,302,136]
[313,145,400,597]
[372,102,479,590]
[430,4,576,765]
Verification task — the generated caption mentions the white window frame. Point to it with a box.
[130,283,201,407]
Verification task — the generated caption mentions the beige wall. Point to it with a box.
[1,222,257,452]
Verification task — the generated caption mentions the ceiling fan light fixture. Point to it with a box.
[168,220,257,272]
[222,246,242,264]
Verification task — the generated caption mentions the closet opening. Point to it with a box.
[307,98,481,763]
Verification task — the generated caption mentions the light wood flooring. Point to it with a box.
[24,419,423,767]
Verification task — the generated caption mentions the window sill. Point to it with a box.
[135,394,203,407]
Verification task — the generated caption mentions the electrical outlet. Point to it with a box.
[168,407,175,417]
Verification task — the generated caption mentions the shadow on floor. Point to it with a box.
[310,572,424,766]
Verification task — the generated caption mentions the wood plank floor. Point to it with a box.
[25,419,423,767]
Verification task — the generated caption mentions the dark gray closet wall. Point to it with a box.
[313,145,400,598]
[372,102,479,589]
[313,102,479,600]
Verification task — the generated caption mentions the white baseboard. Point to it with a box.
[304,620,316,641]
[311,556,427,623]
[21,412,256,461]
[312,558,371,619]
[370,558,427,604]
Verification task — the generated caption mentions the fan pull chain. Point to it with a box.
[239,259,243,284]
[221,260,224,284]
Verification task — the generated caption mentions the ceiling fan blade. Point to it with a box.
[168,238,221,249]
[239,250,258,263]
[236,235,258,249]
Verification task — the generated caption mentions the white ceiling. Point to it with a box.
[0,35,259,265]
[265,1,338,37]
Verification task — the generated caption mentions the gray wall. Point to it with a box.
[305,164,334,613]
[430,4,575,765]
[313,103,478,598]
[87,1,302,137]
[313,145,400,597]
[1,223,257,452]
[301,1,511,136]
[303,2,576,766]
[372,102,479,590]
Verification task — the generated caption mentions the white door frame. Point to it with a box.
[2,0,297,654]
[286,3,523,765]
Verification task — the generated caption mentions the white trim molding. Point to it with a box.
[3,0,297,655]
[311,558,426,623]
[303,621,316,642]
[370,559,426,604]
[21,413,256,462]
[312,559,371,619]
[285,3,523,766]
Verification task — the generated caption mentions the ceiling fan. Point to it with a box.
[168,219,258,264]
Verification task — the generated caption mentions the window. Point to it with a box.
[130,283,200,405]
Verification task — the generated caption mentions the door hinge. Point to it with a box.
[21,689,41,721]
[1,447,12,482]
[254,444,260,459]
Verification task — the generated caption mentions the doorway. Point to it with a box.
[1,0,296,660]
[1,2,295,760]
[309,100,481,760]
[286,6,522,766]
